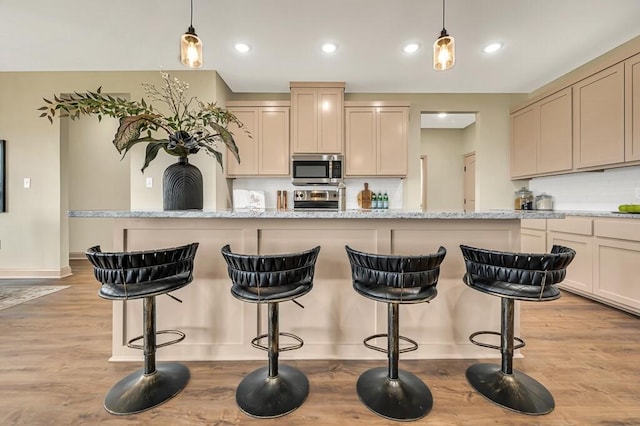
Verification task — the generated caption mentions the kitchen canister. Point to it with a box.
[535,193,554,210]
[514,187,534,210]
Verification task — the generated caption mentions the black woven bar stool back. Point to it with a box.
[345,245,447,422]
[221,244,321,418]
[85,242,199,415]
[460,244,575,415]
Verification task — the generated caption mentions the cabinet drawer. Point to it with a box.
[594,219,640,241]
[547,217,593,235]
[521,219,546,230]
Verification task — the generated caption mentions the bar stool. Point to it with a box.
[221,244,321,418]
[345,245,447,421]
[460,244,575,415]
[85,242,199,415]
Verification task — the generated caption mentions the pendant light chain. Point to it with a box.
[190,0,194,28]
[442,0,445,30]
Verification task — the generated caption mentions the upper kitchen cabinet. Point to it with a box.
[225,102,290,177]
[290,82,344,154]
[625,52,640,162]
[573,62,625,169]
[510,88,572,179]
[345,104,409,177]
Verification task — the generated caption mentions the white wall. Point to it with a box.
[529,165,640,211]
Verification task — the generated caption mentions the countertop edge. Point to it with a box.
[68,209,568,220]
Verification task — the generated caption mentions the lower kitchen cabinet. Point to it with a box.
[524,216,640,315]
[521,219,547,253]
[593,219,640,312]
[547,217,594,295]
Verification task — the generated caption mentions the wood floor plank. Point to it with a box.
[1,259,639,425]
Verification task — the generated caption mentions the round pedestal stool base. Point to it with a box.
[466,363,555,415]
[104,362,190,415]
[236,365,309,418]
[356,367,433,421]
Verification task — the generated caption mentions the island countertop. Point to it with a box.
[68,209,565,219]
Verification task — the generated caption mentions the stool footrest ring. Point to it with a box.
[469,330,525,351]
[251,332,304,353]
[127,329,186,350]
[363,333,419,354]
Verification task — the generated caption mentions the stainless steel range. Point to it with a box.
[293,189,339,210]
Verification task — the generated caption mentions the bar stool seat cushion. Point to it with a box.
[460,245,576,302]
[86,244,198,301]
[347,246,446,304]
[222,244,319,303]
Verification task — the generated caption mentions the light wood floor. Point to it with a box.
[1,260,639,425]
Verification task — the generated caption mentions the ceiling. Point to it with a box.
[2,1,640,94]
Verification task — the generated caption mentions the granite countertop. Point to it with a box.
[553,210,640,219]
[68,209,566,220]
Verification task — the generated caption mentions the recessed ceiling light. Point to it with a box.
[403,43,420,54]
[437,112,448,118]
[234,42,251,53]
[322,43,337,53]
[482,42,503,54]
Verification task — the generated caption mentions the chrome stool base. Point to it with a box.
[236,365,309,418]
[104,362,190,415]
[466,363,554,415]
[356,367,433,422]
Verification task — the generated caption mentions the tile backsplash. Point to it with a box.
[529,165,640,211]
[231,177,404,209]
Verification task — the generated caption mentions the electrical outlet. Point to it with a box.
[23,178,31,188]
[145,177,153,188]
[635,187,640,199]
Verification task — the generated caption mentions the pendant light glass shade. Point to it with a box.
[180,0,202,68]
[433,0,455,71]
[181,26,203,68]
[433,30,455,70]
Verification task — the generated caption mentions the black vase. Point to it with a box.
[163,157,203,210]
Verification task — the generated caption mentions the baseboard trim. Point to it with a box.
[0,266,72,279]
[69,252,86,260]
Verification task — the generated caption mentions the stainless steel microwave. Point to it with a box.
[291,154,343,186]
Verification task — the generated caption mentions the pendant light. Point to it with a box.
[180,0,203,68]
[433,0,455,71]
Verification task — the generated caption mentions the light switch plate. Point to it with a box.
[23,178,31,188]
[145,177,153,188]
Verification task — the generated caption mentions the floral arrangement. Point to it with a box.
[38,72,245,172]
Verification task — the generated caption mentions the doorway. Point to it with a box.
[464,152,476,212]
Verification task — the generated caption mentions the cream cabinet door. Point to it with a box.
[594,237,640,312]
[547,217,594,295]
[377,107,408,176]
[345,108,377,175]
[510,105,538,178]
[318,88,344,153]
[548,231,594,295]
[291,86,344,154]
[258,107,290,176]
[537,88,573,174]
[291,88,318,153]
[226,107,259,176]
[573,63,625,168]
[226,106,289,176]
[625,52,640,162]
[345,106,408,177]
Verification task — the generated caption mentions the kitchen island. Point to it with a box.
[70,209,564,362]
